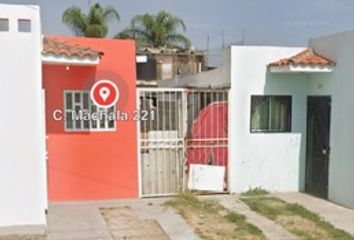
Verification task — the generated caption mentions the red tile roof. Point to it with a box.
[43,37,103,58]
[269,48,335,66]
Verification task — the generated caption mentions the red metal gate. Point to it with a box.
[186,89,229,192]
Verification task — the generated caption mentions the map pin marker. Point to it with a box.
[99,87,110,102]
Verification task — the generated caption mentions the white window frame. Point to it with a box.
[64,90,116,132]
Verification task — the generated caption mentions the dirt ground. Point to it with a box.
[0,235,46,240]
[100,206,170,240]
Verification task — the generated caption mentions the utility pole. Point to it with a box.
[206,34,210,52]
[206,34,210,67]
[241,28,245,45]
[222,29,225,48]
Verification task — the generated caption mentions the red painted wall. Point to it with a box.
[43,36,138,201]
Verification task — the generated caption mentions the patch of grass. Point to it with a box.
[224,212,264,237]
[291,228,317,240]
[224,212,246,223]
[241,188,270,197]
[285,203,320,221]
[240,195,354,240]
[242,197,284,220]
[166,192,266,240]
[165,192,221,214]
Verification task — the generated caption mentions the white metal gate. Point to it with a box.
[138,88,229,196]
[138,88,185,196]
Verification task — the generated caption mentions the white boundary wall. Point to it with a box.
[0,4,47,233]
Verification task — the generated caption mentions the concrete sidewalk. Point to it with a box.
[47,198,200,240]
[274,192,354,236]
[14,192,354,239]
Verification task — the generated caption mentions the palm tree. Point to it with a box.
[116,11,191,49]
[62,3,120,38]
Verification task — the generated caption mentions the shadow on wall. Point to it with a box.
[262,70,308,191]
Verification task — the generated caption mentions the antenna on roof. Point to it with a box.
[206,34,210,51]
[222,29,225,48]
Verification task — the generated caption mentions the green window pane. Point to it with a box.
[251,97,269,131]
[65,92,73,110]
[83,92,89,109]
[83,120,90,129]
[0,19,9,31]
[65,112,73,130]
[75,93,81,103]
[251,96,291,132]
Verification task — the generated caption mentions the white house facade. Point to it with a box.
[162,29,354,209]
[0,4,47,233]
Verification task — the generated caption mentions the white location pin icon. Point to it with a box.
[91,80,119,108]
[99,87,110,102]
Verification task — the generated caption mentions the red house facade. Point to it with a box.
[42,36,138,201]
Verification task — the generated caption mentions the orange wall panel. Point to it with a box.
[43,36,138,201]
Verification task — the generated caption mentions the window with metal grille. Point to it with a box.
[250,96,292,133]
[64,91,115,132]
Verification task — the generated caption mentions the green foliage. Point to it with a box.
[224,212,246,223]
[165,192,220,214]
[242,197,283,220]
[62,3,120,38]
[116,11,191,49]
[241,188,270,197]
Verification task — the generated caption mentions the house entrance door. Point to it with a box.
[306,96,331,199]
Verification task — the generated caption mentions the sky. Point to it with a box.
[2,0,354,49]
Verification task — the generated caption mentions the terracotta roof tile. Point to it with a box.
[43,37,103,58]
[269,48,335,66]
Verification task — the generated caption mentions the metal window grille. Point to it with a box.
[64,90,115,132]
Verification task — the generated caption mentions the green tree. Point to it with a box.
[116,11,191,49]
[62,3,120,38]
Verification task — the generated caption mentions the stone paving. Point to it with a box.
[274,192,354,236]
[47,198,200,240]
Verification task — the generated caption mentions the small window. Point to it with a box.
[64,91,116,132]
[0,18,9,32]
[161,63,173,80]
[250,96,292,133]
[18,19,31,32]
